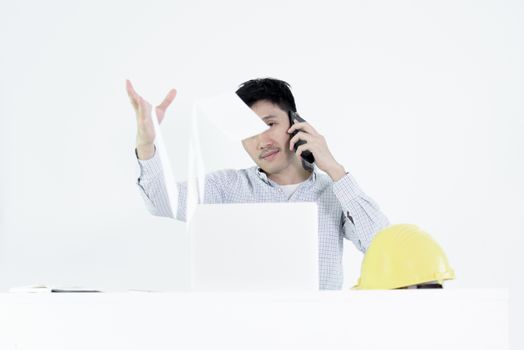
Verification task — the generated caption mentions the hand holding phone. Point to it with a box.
[288,111,315,168]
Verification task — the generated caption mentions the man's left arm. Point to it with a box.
[288,120,390,251]
[331,171,389,252]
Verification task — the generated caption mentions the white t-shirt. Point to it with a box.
[279,181,307,200]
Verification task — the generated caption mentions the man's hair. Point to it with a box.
[236,78,297,112]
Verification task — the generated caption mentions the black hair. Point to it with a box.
[235,78,297,112]
[396,283,443,290]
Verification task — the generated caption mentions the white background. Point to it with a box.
[0,0,522,346]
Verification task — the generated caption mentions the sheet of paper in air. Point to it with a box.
[186,104,205,223]
[150,108,179,219]
[195,92,267,142]
[185,92,268,223]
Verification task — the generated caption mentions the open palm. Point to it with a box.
[126,79,177,158]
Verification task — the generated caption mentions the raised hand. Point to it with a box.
[126,79,177,159]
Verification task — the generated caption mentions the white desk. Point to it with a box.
[0,289,508,350]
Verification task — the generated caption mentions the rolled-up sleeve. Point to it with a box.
[332,172,389,252]
[136,150,178,219]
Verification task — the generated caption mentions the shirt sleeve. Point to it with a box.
[332,172,389,252]
[135,149,225,222]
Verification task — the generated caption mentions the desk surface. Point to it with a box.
[1,289,509,350]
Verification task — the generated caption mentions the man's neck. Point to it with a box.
[266,165,312,185]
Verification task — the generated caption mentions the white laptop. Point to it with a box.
[189,202,319,291]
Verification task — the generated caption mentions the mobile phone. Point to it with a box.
[288,111,315,170]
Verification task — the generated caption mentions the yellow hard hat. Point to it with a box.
[353,224,455,290]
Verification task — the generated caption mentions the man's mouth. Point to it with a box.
[260,149,279,160]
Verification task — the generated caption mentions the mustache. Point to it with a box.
[259,148,280,159]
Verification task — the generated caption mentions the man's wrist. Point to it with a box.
[136,143,155,160]
[327,163,347,182]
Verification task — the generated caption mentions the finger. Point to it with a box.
[295,143,313,159]
[289,131,312,151]
[288,121,319,136]
[126,79,140,109]
[157,88,177,111]
[126,79,140,100]
[154,106,167,124]
[295,121,319,135]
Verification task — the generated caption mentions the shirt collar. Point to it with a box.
[255,166,317,186]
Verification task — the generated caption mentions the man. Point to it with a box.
[126,77,389,290]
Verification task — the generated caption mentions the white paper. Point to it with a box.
[185,92,268,223]
[150,107,179,219]
[8,285,101,293]
[186,103,205,223]
[150,91,267,224]
[195,92,267,141]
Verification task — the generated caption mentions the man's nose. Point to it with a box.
[257,130,274,149]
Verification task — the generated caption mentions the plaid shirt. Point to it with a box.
[136,151,389,290]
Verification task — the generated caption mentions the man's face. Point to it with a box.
[242,100,299,175]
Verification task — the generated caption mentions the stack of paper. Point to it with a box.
[8,285,101,293]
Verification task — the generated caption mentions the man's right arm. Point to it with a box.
[128,80,228,221]
[135,147,230,222]
[127,80,185,218]
[136,147,188,221]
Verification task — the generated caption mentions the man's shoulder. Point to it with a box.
[206,167,256,184]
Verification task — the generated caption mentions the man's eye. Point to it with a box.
[268,122,276,127]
